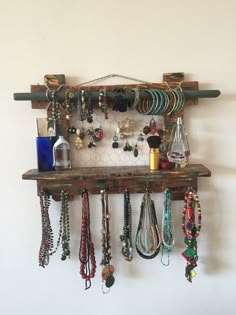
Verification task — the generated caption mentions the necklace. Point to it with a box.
[50,190,71,261]
[38,190,71,265]
[39,190,53,267]
[161,188,175,266]
[120,190,133,261]
[79,189,96,290]
[135,190,161,259]
[182,187,202,282]
[100,190,115,293]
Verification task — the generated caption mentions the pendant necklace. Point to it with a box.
[161,188,175,266]
[79,189,96,290]
[135,190,161,259]
[120,189,133,261]
[100,189,115,293]
[182,187,202,282]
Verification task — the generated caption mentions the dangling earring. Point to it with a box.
[133,143,138,157]
[112,132,119,149]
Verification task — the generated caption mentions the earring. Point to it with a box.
[133,143,138,157]
[112,133,119,149]
[123,140,132,152]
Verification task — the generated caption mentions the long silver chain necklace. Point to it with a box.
[161,188,175,266]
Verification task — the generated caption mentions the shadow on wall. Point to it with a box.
[198,164,236,275]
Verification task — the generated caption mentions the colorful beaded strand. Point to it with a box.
[182,187,202,282]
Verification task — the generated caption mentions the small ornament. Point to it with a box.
[112,133,119,149]
[67,127,76,134]
[143,125,150,135]
[133,144,138,157]
[137,131,144,142]
[149,117,157,134]
[123,141,132,152]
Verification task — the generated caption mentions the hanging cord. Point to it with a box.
[161,188,175,266]
[79,189,96,290]
[135,190,161,259]
[77,73,151,86]
[181,187,202,283]
[38,190,53,267]
[120,189,133,261]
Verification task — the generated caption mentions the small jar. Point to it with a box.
[149,148,160,171]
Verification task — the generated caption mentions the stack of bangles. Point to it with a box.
[136,87,185,115]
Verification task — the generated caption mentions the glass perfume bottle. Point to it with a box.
[167,117,190,167]
[53,136,71,170]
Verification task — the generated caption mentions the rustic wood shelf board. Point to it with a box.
[22,164,211,200]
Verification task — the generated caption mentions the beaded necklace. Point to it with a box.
[135,190,161,259]
[182,187,202,282]
[79,189,96,290]
[161,188,175,266]
[100,190,115,293]
[39,190,53,267]
[120,190,133,261]
[39,190,71,265]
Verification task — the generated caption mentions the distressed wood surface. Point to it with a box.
[22,164,211,200]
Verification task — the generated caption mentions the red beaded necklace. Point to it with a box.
[79,189,96,289]
[182,187,202,282]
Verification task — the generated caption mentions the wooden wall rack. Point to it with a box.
[15,72,218,200]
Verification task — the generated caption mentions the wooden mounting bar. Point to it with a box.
[22,164,211,201]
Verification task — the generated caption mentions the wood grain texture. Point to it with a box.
[22,164,211,200]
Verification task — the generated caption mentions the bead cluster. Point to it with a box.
[79,190,96,289]
[182,187,202,282]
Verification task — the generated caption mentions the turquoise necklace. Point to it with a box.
[161,188,175,266]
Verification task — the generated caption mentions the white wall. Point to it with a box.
[1,0,236,314]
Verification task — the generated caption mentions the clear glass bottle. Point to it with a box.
[53,136,71,170]
[167,117,190,167]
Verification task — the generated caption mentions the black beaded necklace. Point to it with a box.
[120,190,133,261]
[100,190,115,293]
[39,190,54,267]
[39,190,71,263]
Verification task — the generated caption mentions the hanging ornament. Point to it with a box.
[149,117,157,134]
[167,117,190,167]
[133,143,138,157]
[135,190,161,259]
[182,187,202,283]
[161,189,175,266]
[112,132,119,149]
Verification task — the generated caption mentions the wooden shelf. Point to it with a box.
[22,164,211,200]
